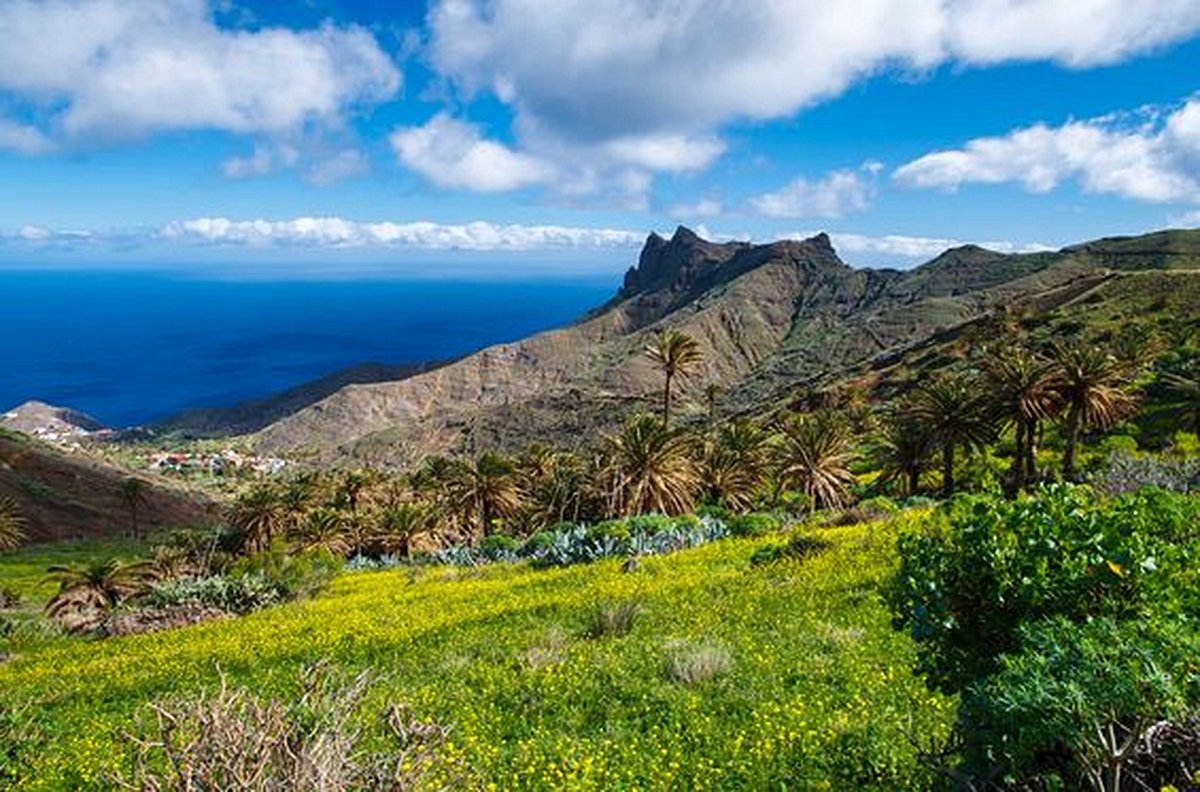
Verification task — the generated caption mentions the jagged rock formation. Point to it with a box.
[252,227,1200,465]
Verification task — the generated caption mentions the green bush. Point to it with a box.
[726,513,782,538]
[479,535,520,559]
[963,616,1199,790]
[750,533,831,567]
[889,485,1200,694]
[519,532,557,556]
[586,520,631,543]
[228,544,342,602]
[889,485,1200,787]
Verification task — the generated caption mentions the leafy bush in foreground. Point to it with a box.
[890,485,1200,788]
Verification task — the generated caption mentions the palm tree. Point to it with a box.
[371,500,437,556]
[701,419,770,511]
[1051,341,1135,480]
[645,329,703,425]
[874,409,934,496]
[449,452,523,539]
[605,413,700,516]
[519,446,587,530]
[335,470,373,515]
[910,372,996,497]
[119,477,150,540]
[229,484,287,554]
[0,497,26,553]
[776,411,857,515]
[982,347,1062,490]
[297,506,351,556]
[704,383,723,426]
[1163,361,1200,436]
[44,558,156,623]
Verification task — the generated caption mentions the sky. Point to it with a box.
[1,0,1199,277]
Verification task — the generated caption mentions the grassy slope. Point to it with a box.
[0,517,953,790]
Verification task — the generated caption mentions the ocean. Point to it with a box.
[0,270,616,428]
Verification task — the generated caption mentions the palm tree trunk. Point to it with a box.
[1009,419,1027,492]
[941,443,955,498]
[1025,419,1040,483]
[1063,403,1082,480]
[662,372,673,425]
[907,465,920,496]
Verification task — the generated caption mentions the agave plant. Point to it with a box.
[605,413,700,516]
[0,496,26,553]
[776,411,857,515]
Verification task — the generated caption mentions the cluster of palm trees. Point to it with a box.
[881,338,1141,496]
[214,326,1196,558]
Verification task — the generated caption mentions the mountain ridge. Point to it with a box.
[247,227,1200,465]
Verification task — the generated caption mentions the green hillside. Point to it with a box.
[0,517,953,790]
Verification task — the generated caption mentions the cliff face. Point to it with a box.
[254,227,1200,465]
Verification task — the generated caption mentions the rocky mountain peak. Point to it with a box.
[618,226,746,299]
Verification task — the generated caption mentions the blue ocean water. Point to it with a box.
[0,270,616,427]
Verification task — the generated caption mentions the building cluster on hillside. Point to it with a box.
[148,449,286,477]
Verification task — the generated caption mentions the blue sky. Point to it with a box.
[1,0,1199,277]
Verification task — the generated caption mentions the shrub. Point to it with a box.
[663,640,733,685]
[889,485,1200,694]
[228,544,341,601]
[962,617,1199,790]
[519,532,556,557]
[144,575,281,615]
[725,512,782,538]
[750,533,832,567]
[695,503,730,521]
[889,485,1200,787]
[479,535,520,561]
[586,520,632,543]
[116,665,454,790]
[583,601,641,639]
[0,587,19,609]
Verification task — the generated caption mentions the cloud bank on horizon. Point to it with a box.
[0,0,1198,270]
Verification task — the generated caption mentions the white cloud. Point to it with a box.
[0,120,56,155]
[602,134,725,172]
[390,114,553,192]
[428,0,1200,148]
[752,170,875,219]
[160,217,643,251]
[668,199,724,220]
[783,230,1053,258]
[895,98,1200,203]
[0,0,399,148]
